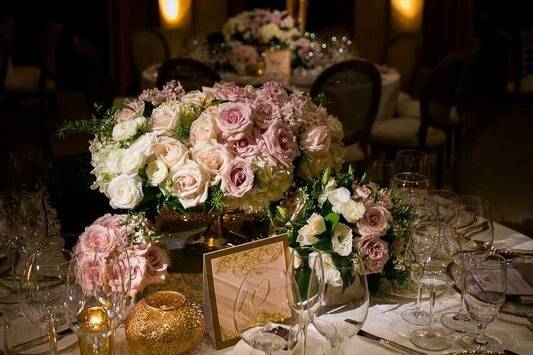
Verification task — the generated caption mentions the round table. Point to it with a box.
[2,222,532,354]
[141,64,401,121]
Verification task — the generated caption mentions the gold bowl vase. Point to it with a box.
[125,291,205,355]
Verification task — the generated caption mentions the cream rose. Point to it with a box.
[146,159,168,186]
[170,160,209,208]
[128,133,156,158]
[191,140,234,185]
[332,223,353,256]
[339,199,366,224]
[105,149,125,175]
[189,107,218,146]
[153,136,189,171]
[107,174,144,209]
[181,90,206,107]
[112,119,140,141]
[149,100,180,136]
[300,126,331,155]
[297,213,326,247]
[120,150,146,175]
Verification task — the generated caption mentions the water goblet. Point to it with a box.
[392,172,429,203]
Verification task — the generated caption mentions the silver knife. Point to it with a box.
[358,329,426,355]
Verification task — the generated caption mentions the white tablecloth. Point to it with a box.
[2,223,531,354]
[141,64,401,121]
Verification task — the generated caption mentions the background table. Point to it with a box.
[2,222,531,354]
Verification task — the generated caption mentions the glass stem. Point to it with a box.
[415,282,423,311]
[474,322,489,348]
[301,322,308,355]
[49,314,58,355]
[428,286,437,331]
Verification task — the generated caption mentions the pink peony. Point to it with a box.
[77,224,117,254]
[213,82,251,102]
[356,206,391,237]
[216,102,253,140]
[354,185,372,200]
[253,97,282,131]
[221,158,255,198]
[300,126,331,155]
[356,236,390,273]
[262,120,299,167]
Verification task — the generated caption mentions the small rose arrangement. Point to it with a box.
[273,168,411,291]
[74,214,169,297]
[59,80,343,216]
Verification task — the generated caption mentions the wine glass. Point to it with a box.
[234,266,303,354]
[392,172,429,203]
[430,190,459,224]
[456,196,494,251]
[409,223,460,351]
[309,253,369,355]
[286,249,324,355]
[460,254,507,352]
[19,248,73,354]
[368,159,394,187]
[394,149,429,177]
[64,251,115,354]
[401,222,440,326]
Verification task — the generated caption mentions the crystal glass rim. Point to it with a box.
[392,172,428,183]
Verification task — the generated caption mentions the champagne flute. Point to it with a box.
[394,149,429,177]
[460,254,506,352]
[287,249,324,355]
[409,223,460,351]
[19,248,73,354]
[234,266,303,354]
[309,253,369,355]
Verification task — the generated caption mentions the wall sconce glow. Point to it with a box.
[391,0,424,31]
[159,0,191,29]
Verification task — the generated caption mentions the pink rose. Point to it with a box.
[226,130,260,159]
[77,224,117,254]
[221,158,255,198]
[354,185,372,200]
[300,126,331,155]
[153,136,189,170]
[190,140,234,185]
[124,252,148,297]
[189,107,218,146]
[356,236,389,273]
[75,252,105,292]
[262,120,299,167]
[114,99,145,122]
[213,82,251,102]
[356,206,391,237]
[376,191,393,209]
[216,102,253,140]
[252,97,282,131]
[94,214,126,229]
[144,246,169,285]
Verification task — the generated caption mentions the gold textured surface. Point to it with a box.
[125,291,206,355]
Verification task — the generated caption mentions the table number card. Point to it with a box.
[203,235,289,349]
[264,49,291,84]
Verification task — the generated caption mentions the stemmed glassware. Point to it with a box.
[409,223,460,351]
[309,254,369,355]
[430,190,459,224]
[394,149,429,178]
[19,248,73,354]
[460,254,507,352]
[286,249,324,355]
[368,159,394,188]
[391,172,429,204]
[234,266,303,355]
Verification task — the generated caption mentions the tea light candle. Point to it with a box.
[78,307,112,355]
[81,307,108,332]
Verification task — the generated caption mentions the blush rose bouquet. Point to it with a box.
[59,80,343,217]
[272,167,411,292]
[73,214,169,297]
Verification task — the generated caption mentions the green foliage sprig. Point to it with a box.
[57,103,122,143]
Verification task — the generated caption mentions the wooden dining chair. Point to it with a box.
[310,59,382,165]
[157,57,221,92]
[370,51,467,187]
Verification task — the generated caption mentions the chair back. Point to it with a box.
[384,32,421,93]
[157,57,221,92]
[310,59,381,147]
[130,30,170,75]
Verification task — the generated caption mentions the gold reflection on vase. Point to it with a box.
[77,307,112,355]
[126,291,205,355]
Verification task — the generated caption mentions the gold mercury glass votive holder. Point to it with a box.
[77,306,112,355]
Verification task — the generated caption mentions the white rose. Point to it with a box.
[332,223,353,256]
[327,187,351,213]
[105,149,125,175]
[106,174,144,209]
[309,252,342,287]
[153,136,189,171]
[318,178,337,207]
[189,107,218,146]
[120,150,146,175]
[146,159,168,186]
[129,133,156,157]
[181,90,206,107]
[112,119,139,141]
[149,100,180,135]
[297,212,326,247]
[339,199,366,224]
[191,140,234,185]
[170,160,209,208]
[300,126,331,155]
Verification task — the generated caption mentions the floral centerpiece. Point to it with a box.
[59,80,344,220]
[272,168,411,293]
[74,213,169,297]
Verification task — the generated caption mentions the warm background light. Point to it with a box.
[391,0,424,32]
[159,0,192,29]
